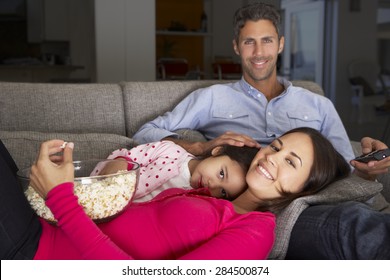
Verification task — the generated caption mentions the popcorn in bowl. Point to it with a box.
[18,159,139,224]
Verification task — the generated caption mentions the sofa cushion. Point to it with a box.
[0,82,126,135]
[269,175,383,259]
[0,131,136,170]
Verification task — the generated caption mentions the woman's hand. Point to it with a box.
[350,137,390,180]
[29,140,75,199]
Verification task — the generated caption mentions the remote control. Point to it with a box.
[354,148,390,163]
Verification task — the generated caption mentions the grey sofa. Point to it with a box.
[0,80,388,259]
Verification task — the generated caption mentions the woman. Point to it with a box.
[1,127,350,260]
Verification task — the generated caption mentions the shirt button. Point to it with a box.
[229,114,233,118]
[268,112,272,116]
[304,115,308,120]
[257,94,261,98]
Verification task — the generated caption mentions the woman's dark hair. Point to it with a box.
[257,127,351,213]
[233,2,282,43]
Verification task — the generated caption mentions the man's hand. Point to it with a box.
[350,137,390,180]
[164,131,261,156]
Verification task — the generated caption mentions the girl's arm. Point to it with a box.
[92,141,189,199]
[90,143,162,176]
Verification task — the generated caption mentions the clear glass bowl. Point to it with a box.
[17,159,139,224]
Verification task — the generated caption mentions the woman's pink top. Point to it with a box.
[34,183,275,260]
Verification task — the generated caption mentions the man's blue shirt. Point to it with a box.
[133,77,355,162]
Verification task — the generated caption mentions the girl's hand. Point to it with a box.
[99,159,129,175]
[29,140,75,199]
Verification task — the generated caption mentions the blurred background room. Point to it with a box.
[0,0,389,143]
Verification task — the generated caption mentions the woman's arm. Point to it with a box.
[30,140,133,259]
[46,183,133,259]
[178,212,275,260]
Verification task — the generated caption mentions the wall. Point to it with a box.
[156,0,204,72]
[92,0,277,82]
[69,0,96,82]
[94,0,155,82]
[211,0,280,62]
[89,0,381,101]
[333,0,378,119]
[211,0,241,61]
[91,0,281,82]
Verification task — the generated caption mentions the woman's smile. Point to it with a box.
[256,162,274,180]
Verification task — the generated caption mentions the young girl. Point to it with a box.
[90,141,259,202]
[2,127,351,260]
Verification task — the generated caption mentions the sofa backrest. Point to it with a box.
[0,79,324,138]
[0,82,127,136]
[0,79,326,169]
[121,80,233,137]
[291,79,324,95]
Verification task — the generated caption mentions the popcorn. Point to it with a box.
[59,142,68,149]
[25,170,137,223]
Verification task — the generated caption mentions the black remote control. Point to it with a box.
[354,148,390,163]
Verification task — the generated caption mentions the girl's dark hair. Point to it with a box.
[233,2,282,43]
[201,144,259,178]
[214,145,259,174]
[257,127,351,213]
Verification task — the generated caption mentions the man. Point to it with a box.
[134,2,390,259]
[134,2,355,164]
